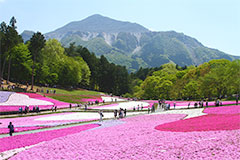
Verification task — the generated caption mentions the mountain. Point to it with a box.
[45,14,149,40]
[21,30,34,42]
[25,14,239,72]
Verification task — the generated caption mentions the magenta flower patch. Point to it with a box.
[155,114,240,132]
[0,123,99,152]
[204,105,240,114]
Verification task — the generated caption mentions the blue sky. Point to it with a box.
[0,0,239,56]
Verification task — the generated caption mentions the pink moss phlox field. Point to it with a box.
[155,114,240,132]
[81,97,103,103]
[165,100,236,107]
[204,105,240,114]
[9,114,240,160]
[17,93,43,98]
[0,126,47,134]
[0,123,99,152]
[19,92,70,106]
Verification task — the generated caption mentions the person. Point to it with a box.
[36,106,40,113]
[52,106,54,112]
[114,110,118,119]
[54,106,57,112]
[206,101,208,107]
[174,102,176,109]
[24,106,28,114]
[19,107,22,114]
[148,107,150,114]
[194,102,198,108]
[69,104,72,109]
[124,108,127,117]
[141,104,143,110]
[99,110,104,122]
[33,106,36,112]
[84,104,88,111]
[118,109,122,118]
[133,106,135,111]
[188,102,190,109]
[8,122,14,136]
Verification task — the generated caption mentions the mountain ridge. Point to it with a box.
[21,14,239,71]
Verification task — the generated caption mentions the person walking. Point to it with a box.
[114,110,118,119]
[99,110,104,122]
[8,122,14,136]
[124,108,127,117]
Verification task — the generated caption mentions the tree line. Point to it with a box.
[127,59,240,100]
[0,17,129,95]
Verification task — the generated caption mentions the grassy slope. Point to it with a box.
[40,87,103,104]
[1,80,103,104]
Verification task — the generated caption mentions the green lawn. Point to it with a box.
[40,87,102,95]
[39,87,104,103]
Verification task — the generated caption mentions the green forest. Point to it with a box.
[0,17,239,100]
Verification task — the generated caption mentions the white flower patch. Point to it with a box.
[93,101,150,110]
[153,108,206,119]
[101,96,127,102]
[35,112,144,121]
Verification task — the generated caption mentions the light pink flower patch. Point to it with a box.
[0,123,99,152]
[155,114,240,132]
[0,93,72,112]
[204,105,240,114]
[0,113,94,131]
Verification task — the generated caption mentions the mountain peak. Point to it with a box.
[47,14,149,35]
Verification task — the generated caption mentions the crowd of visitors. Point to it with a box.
[18,105,40,114]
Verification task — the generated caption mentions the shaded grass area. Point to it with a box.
[41,87,102,96]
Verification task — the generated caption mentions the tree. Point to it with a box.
[10,43,32,82]
[183,80,200,99]
[6,17,23,83]
[28,32,45,90]
[0,17,22,84]
[225,60,240,96]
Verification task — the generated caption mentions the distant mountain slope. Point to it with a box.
[23,14,239,71]
[21,30,34,42]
